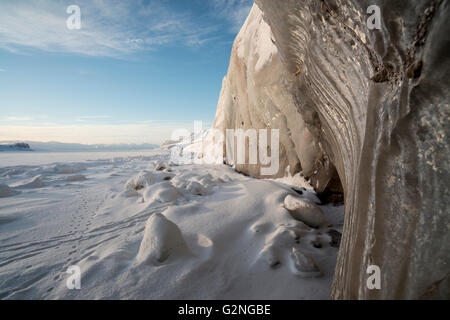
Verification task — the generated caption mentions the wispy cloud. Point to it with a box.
[0,0,236,57]
[0,68,5,72]
[210,0,253,33]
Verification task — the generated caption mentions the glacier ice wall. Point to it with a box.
[215,0,450,299]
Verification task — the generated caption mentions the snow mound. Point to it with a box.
[258,223,306,268]
[66,175,87,182]
[136,213,189,265]
[119,189,139,198]
[283,195,325,227]
[143,182,180,204]
[16,174,46,189]
[186,181,210,196]
[152,171,175,182]
[162,202,205,219]
[53,163,86,174]
[125,171,155,190]
[290,248,321,278]
[0,184,13,198]
[171,172,218,197]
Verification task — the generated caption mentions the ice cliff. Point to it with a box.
[214,0,449,299]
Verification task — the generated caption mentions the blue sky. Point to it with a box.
[0,0,253,144]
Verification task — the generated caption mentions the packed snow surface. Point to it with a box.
[0,149,343,299]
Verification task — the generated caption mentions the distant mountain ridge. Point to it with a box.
[0,143,32,152]
[0,141,159,152]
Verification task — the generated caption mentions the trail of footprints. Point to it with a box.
[46,190,99,295]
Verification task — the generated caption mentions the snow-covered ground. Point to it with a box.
[0,148,343,299]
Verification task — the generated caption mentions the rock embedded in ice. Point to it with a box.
[290,248,321,278]
[283,194,325,227]
[0,184,13,198]
[136,213,188,265]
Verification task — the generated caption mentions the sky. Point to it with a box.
[0,0,253,145]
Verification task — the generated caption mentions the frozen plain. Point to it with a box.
[0,148,343,299]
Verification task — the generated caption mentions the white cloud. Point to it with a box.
[0,0,221,57]
[210,0,253,33]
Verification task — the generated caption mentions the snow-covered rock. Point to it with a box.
[283,195,325,228]
[125,171,155,190]
[136,213,188,264]
[143,182,180,204]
